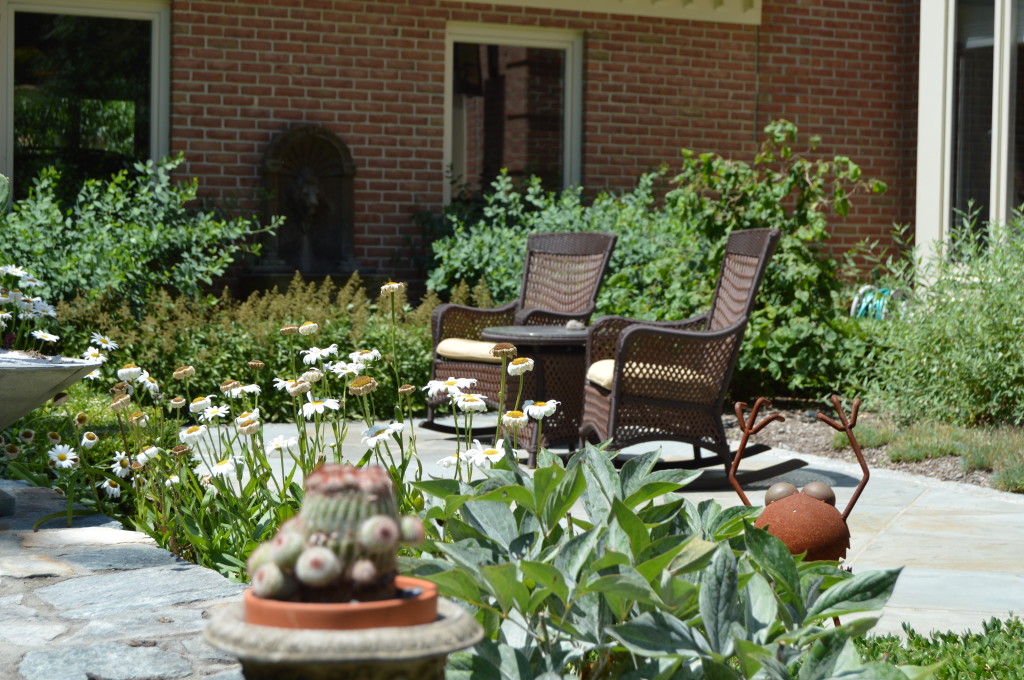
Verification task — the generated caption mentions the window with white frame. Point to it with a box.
[444,23,583,202]
[917,1,1024,247]
[0,0,169,200]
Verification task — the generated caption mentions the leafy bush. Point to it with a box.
[0,155,279,314]
[864,216,1024,427]
[55,273,436,421]
[857,616,1024,679]
[426,120,886,398]
[408,444,927,679]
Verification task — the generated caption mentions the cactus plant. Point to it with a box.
[246,464,424,603]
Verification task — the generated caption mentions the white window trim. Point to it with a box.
[916,1,1020,253]
[478,0,761,25]
[0,0,170,182]
[443,22,584,203]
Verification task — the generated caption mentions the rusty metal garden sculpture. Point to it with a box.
[729,395,871,562]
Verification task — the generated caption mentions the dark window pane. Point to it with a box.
[13,12,151,200]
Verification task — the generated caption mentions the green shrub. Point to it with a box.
[426,120,886,398]
[864,215,1024,427]
[0,155,279,314]
[857,616,1024,679]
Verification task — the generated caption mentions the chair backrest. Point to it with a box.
[706,228,781,331]
[518,232,617,314]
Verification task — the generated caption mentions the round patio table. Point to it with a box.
[480,325,588,467]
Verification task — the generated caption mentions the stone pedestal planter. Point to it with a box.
[204,596,483,680]
[0,350,101,516]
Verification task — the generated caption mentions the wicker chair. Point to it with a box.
[578,227,781,471]
[424,231,617,430]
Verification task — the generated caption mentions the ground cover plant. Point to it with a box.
[857,616,1024,680]
[428,120,886,398]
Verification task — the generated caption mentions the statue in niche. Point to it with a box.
[260,126,357,276]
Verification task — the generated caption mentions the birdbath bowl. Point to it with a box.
[0,350,100,431]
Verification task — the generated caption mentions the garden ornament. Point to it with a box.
[729,395,870,562]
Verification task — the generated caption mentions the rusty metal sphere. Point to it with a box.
[764,482,798,506]
[801,481,836,506]
[753,492,849,562]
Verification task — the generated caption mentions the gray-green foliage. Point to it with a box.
[0,173,10,212]
[864,214,1024,426]
[0,155,279,313]
[406,444,924,679]
[427,120,886,397]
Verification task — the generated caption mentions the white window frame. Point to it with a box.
[443,22,583,203]
[0,0,170,181]
[916,1,1020,251]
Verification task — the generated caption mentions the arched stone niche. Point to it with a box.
[261,126,357,276]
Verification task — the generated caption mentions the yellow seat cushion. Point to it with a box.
[586,359,616,390]
[436,338,503,364]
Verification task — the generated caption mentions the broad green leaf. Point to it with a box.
[612,497,650,556]
[797,635,858,680]
[541,464,586,533]
[481,563,530,613]
[553,526,603,584]
[734,638,774,678]
[577,443,620,520]
[461,500,518,550]
[609,611,707,657]
[744,520,803,613]
[635,538,689,583]
[445,639,532,680]
[623,469,703,509]
[586,569,664,615]
[508,531,537,560]
[668,536,719,573]
[591,549,631,571]
[700,658,741,680]
[620,449,663,498]
[532,464,564,514]
[421,569,483,605]
[474,484,536,512]
[520,560,569,604]
[743,572,778,645]
[805,568,901,621]
[699,545,738,656]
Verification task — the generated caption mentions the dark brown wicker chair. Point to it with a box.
[578,227,783,472]
[424,231,617,430]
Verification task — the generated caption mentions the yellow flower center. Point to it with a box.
[351,376,372,388]
[187,426,201,434]
[119,459,129,468]
[192,397,206,404]
[484,449,499,456]
[511,358,529,365]
[57,454,68,461]
[534,401,547,407]
[508,410,524,418]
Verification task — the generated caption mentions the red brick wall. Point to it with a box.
[169,0,917,285]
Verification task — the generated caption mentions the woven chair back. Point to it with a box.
[519,232,617,315]
[706,228,779,331]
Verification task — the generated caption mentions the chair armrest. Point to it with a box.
[432,301,518,344]
[585,312,710,365]
[514,307,593,326]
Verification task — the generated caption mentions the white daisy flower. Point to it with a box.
[349,348,381,364]
[81,432,99,449]
[46,431,61,445]
[301,368,323,384]
[302,394,340,419]
[18,275,43,288]
[502,410,528,430]
[137,446,158,465]
[227,383,261,399]
[33,300,56,317]
[234,408,260,425]
[201,404,230,422]
[380,281,405,295]
[524,399,560,420]
[100,479,122,499]
[470,440,507,467]
[508,357,535,376]
[3,265,28,278]
[111,451,133,478]
[189,395,213,413]
[300,343,339,365]
[19,429,35,444]
[91,333,119,350]
[127,411,149,428]
[136,371,160,394]
[48,444,78,469]
[287,380,311,397]
[117,364,143,381]
[172,365,196,380]
[165,475,180,487]
[273,377,297,392]
[209,457,239,478]
[326,361,363,378]
[298,321,319,335]
[266,435,298,453]
[456,393,488,413]
[83,370,102,381]
[386,421,406,436]
[361,424,401,449]
[423,377,476,398]
[169,396,187,409]
[30,330,59,343]
[81,347,108,363]
[179,424,207,444]
[236,419,260,436]
[437,452,468,469]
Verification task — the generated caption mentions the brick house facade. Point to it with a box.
[3,0,921,289]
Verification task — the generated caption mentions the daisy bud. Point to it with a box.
[348,376,378,396]
[286,380,311,397]
[171,444,190,457]
[219,379,241,394]
[398,384,415,396]
[237,419,260,436]
[128,411,148,427]
[490,342,517,358]
[5,444,20,460]
[81,432,99,449]
[295,546,341,587]
[247,359,265,370]
[301,368,323,384]
[110,394,131,413]
[380,281,405,295]
[279,324,298,335]
[172,365,196,380]
[298,321,319,335]
[74,412,88,428]
[169,396,186,410]
[19,429,34,443]
[47,431,61,445]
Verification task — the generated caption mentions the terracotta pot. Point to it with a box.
[243,575,439,630]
